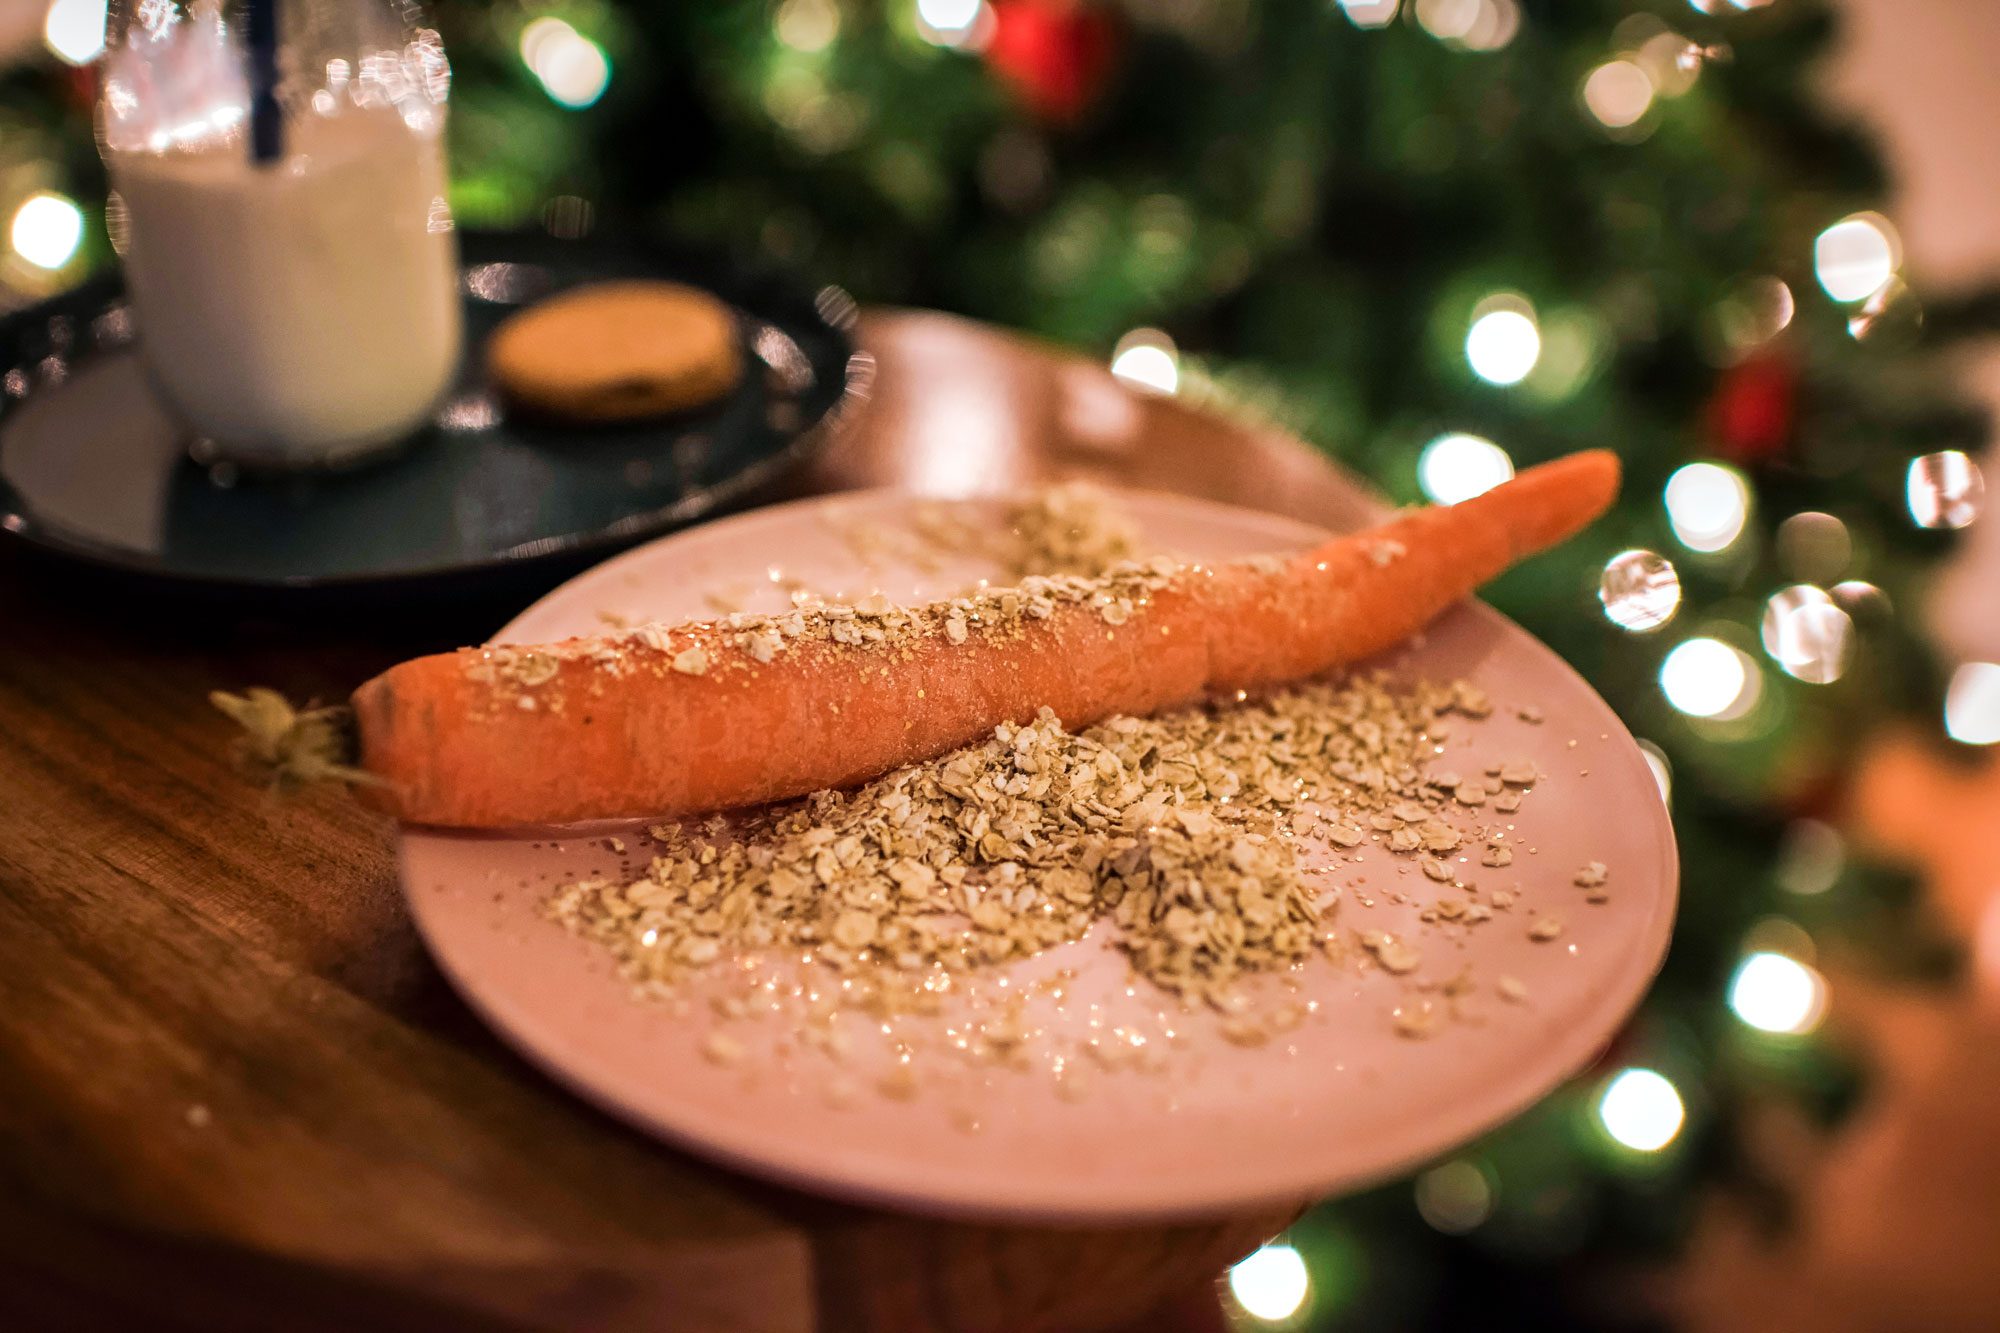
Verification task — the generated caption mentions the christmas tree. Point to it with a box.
[4,0,1992,1326]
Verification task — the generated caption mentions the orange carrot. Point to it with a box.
[221,450,1618,828]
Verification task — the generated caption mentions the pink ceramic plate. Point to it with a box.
[400,490,1677,1221]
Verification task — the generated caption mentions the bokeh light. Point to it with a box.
[43,0,107,66]
[521,17,611,108]
[1418,432,1514,504]
[1714,276,1795,356]
[1729,951,1828,1035]
[1109,328,1179,395]
[1415,1160,1495,1234]
[1775,511,1851,583]
[1465,295,1541,385]
[1228,1242,1311,1323]
[1906,450,1985,530]
[1776,818,1846,896]
[915,0,989,48]
[1599,549,1681,632]
[1664,462,1750,553]
[1598,1068,1685,1152]
[1661,637,1760,720]
[776,0,841,52]
[1637,739,1672,803]
[1814,213,1900,303]
[1760,585,1854,684]
[10,192,84,271]
[1338,0,1401,29]
[1583,60,1654,130]
[1945,662,2000,745]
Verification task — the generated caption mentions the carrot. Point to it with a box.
[216,450,1619,828]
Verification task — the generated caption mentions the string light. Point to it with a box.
[1945,662,2000,745]
[1109,329,1179,395]
[1664,462,1749,553]
[1814,213,1900,303]
[1415,0,1482,42]
[1583,60,1654,130]
[1760,585,1853,685]
[1599,549,1681,632]
[1418,432,1513,504]
[1637,739,1672,803]
[775,0,840,52]
[1338,0,1401,30]
[1415,1160,1495,1234]
[1729,951,1828,1035]
[1465,294,1540,386]
[1228,1243,1311,1323]
[1660,637,1760,720]
[9,192,84,271]
[1597,1068,1685,1152]
[1774,511,1851,583]
[43,0,107,66]
[521,17,611,109]
[1906,450,1985,530]
[915,0,990,49]
[1776,819,1845,895]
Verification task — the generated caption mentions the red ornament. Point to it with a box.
[984,0,1120,125]
[1706,350,1799,465]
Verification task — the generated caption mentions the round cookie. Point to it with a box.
[489,280,742,423]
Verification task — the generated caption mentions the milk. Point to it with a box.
[107,108,462,467]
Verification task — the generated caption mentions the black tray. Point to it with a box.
[0,231,869,601]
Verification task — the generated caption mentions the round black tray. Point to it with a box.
[0,231,869,600]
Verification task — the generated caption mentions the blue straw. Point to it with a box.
[248,0,282,164]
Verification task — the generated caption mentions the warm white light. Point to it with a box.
[1637,739,1672,803]
[1716,276,1795,353]
[916,0,987,47]
[1661,637,1759,720]
[10,192,84,271]
[1906,450,1985,530]
[1466,297,1541,386]
[43,0,107,65]
[1946,662,2000,746]
[1664,462,1750,553]
[1228,1243,1310,1323]
[1339,0,1402,30]
[1729,951,1828,1035]
[1109,329,1178,395]
[776,0,841,52]
[1418,432,1514,505]
[521,18,611,109]
[1775,511,1851,582]
[1777,819,1845,895]
[1459,0,1521,52]
[1599,549,1682,632]
[1815,214,1900,303]
[1415,1160,1495,1234]
[1760,585,1853,685]
[1415,0,1481,41]
[1583,60,1655,129]
[1598,1068,1685,1152]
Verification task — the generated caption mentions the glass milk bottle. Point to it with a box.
[98,0,462,468]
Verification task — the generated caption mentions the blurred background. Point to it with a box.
[4,1,1998,1328]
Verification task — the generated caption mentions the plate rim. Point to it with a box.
[404,487,1681,1221]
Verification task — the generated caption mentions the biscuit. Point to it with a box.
[489,280,742,422]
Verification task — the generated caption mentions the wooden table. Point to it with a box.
[0,312,1384,1332]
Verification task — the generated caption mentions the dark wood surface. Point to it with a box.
[0,311,1384,1332]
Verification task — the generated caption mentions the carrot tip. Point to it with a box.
[210,688,376,792]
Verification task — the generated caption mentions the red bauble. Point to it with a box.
[1706,351,1799,465]
[984,0,1120,125]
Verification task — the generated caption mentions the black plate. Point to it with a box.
[0,232,869,596]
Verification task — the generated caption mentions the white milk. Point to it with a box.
[107,109,462,467]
